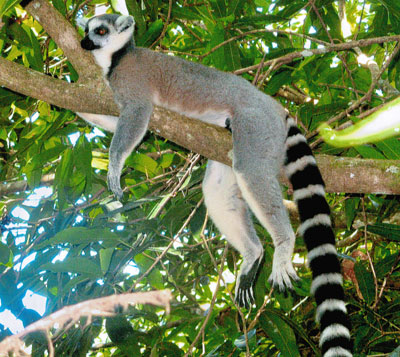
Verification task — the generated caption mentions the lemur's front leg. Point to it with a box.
[107,101,152,199]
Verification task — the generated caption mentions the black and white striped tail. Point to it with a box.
[284,117,352,357]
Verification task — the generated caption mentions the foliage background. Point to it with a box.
[0,0,400,355]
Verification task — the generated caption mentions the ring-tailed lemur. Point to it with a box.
[76,14,352,356]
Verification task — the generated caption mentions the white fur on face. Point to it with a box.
[87,18,134,73]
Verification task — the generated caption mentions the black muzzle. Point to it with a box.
[81,36,100,51]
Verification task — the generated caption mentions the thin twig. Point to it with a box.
[361,198,379,306]
[131,196,204,291]
[151,154,201,218]
[234,35,400,75]
[247,287,274,331]
[256,59,278,89]
[252,52,267,85]
[184,245,229,356]
[150,0,173,49]
[309,0,359,101]
[200,28,331,60]
[373,252,400,310]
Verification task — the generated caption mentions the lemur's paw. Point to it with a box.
[268,261,299,292]
[107,173,124,200]
[235,254,264,309]
[235,281,255,309]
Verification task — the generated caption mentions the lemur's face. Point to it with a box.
[78,14,134,53]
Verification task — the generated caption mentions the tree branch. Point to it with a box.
[23,0,101,80]
[234,35,400,75]
[0,57,114,113]
[0,290,172,356]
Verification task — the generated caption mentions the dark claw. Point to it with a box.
[235,255,264,309]
[235,281,255,309]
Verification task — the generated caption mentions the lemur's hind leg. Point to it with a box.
[202,160,264,308]
[231,112,298,292]
[234,171,298,290]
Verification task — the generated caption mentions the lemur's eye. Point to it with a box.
[95,27,108,36]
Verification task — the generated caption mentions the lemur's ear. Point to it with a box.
[115,15,135,33]
[76,17,88,30]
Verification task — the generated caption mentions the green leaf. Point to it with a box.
[100,248,114,274]
[66,61,79,82]
[227,0,243,16]
[354,261,375,305]
[265,70,292,95]
[209,0,226,18]
[171,5,202,21]
[60,275,91,295]
[75,134,93,194]
[125,0,146,36]
[224,36,241,71]
[158,153,175,168]
[264,308,319,354]
[0,0,19,16]
[0,127,7,140]
[9,23,31,47]
[234,14,288,26]
[127,153,159,176]
[135,253,164,289]
[194,5,216,28]
[208,24,226,70]
[51,0,66,16]
[0,242,11,266]
[374,253,399,279]
[354,145,386,159]
[345,197,360,230]
[259,311,300,356]
[0,87,21,106]
[40,257,103,277]
[319,97,400,148]
[323,4,342,41]
[35,227,120,249]
[26,25,44,72]
[367,223,400,241]
[372,6,389,37]
[376,0,400,17]
[136,19,163,47]
[375,138,400,159]
[55,148,74,208]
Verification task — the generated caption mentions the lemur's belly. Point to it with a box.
[152,93,231,127]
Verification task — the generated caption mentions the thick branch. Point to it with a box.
[317,155,400,194]
[0,57,114,113]
[23,0,100,79]
[0,290,172,356]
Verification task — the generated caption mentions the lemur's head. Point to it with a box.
[77,14,134,53]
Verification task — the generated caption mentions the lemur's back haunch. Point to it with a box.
[76,14,352,356]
